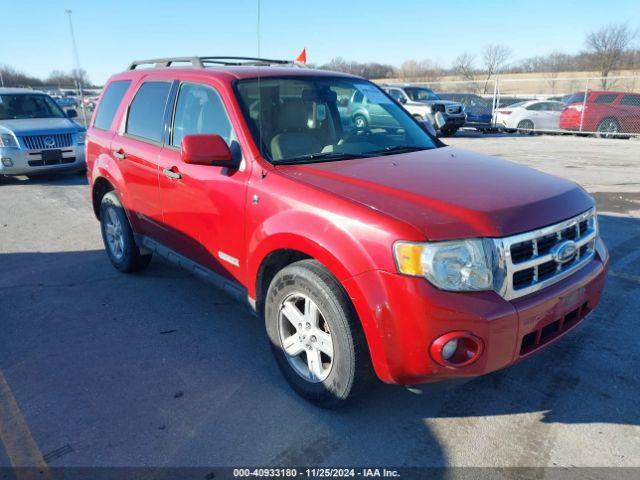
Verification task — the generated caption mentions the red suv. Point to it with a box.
[86,57,609,407]
[559,90,640,137]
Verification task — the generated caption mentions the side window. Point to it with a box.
[526,103,542,111]
[171,83,233,147]
[620,95,640,107]
[93,80,131,130]
[594,94,617,104]
[126,81,172,143]
[387,89,404,102]
[352,90,364,104]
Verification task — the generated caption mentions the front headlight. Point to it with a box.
[394,239,496,291]
[76,131,86,145]
[0,134,18,148]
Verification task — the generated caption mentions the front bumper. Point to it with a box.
[0,145,86,175]
[442,114,466,128]
[343,237,609,385]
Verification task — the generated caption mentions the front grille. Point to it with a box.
[28,157,75,167]
[431,104,445,113]
[446,106,463,114]
[21,133,73,150]
[495,209,597,300]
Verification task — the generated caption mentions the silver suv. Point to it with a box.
[0,88,86,176]
[382,84,466,136]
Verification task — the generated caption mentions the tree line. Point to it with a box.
[318,23,638,91]
[0,67,93,89]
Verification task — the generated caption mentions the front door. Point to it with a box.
[157,81,251,281]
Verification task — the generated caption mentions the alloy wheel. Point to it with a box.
[104,208,125,260]
[278,292,334,383]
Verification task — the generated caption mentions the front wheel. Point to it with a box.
[100,191,152,273]
[440,127,459,137]
[264,260,373,407]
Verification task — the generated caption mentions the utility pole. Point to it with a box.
[65,9,87,125]
[0,69,4,87]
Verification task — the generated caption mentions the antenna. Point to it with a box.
[256,0,264,159]
[65,9,88,125]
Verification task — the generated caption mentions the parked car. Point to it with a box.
[559,90,640,138]
[55,96,78,109]
[0,88,86,176]
[494,100,565,133]
[379,85,466,136]
[87,56,608,407]
[438,93,493,131]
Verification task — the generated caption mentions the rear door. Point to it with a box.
[111,80,173,238]
[157,80,251,281]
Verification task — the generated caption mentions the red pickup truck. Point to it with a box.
[86,57,609,407]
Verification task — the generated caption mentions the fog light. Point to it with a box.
[442,339,459,360]
[1,158,13,167]
[430,331,483,368]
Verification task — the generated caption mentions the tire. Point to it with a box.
[440,127,459,137]
[353,114,368,129]
[99,191,152,273]
[596,118,620,139]
[517,119,535,134]
[264,259,373,407]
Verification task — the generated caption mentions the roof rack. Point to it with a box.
[127,56,306,70]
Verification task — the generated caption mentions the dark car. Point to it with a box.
[439,93,493,131]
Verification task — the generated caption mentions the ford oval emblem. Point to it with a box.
[43,136,55,148]
[552,240,577,264]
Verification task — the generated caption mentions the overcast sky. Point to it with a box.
[3,0,639,85]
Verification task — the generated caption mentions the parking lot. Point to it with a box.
[0,133,639,470]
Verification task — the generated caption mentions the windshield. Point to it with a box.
[235,77,438,163]
[0,94,67,120]
[404,87,440,102]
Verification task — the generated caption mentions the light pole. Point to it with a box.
[65,9,87,125]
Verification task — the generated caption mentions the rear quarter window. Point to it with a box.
[620,95,640,107]
[93,80,131,130]
[126,81,172,143]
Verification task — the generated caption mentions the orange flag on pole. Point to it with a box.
[296,48,307,64]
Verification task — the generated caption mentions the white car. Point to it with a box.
[494,100,565,132]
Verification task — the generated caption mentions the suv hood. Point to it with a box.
[277,147,593,240]
[0,118,82,135]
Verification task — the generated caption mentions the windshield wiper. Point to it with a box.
[364,145,429,156]
[273,151,373,165]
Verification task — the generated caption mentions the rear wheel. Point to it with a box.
[264,260,373,407]
[517,119,535,134]
[353,114,368,129]
[100,191,152,273]
[596,118,620,139]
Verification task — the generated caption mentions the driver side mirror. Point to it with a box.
[180,134,238,168]
[66,109,78,118]
[398,97,407,104]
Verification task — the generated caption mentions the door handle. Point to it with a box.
[163,168,182,180]
[113,149,126,160]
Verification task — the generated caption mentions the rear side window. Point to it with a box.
[93,80,130,130]
[126,81,172,143]
[594,94,617,104]
[171,83,233,147]
[620,94,640,107]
